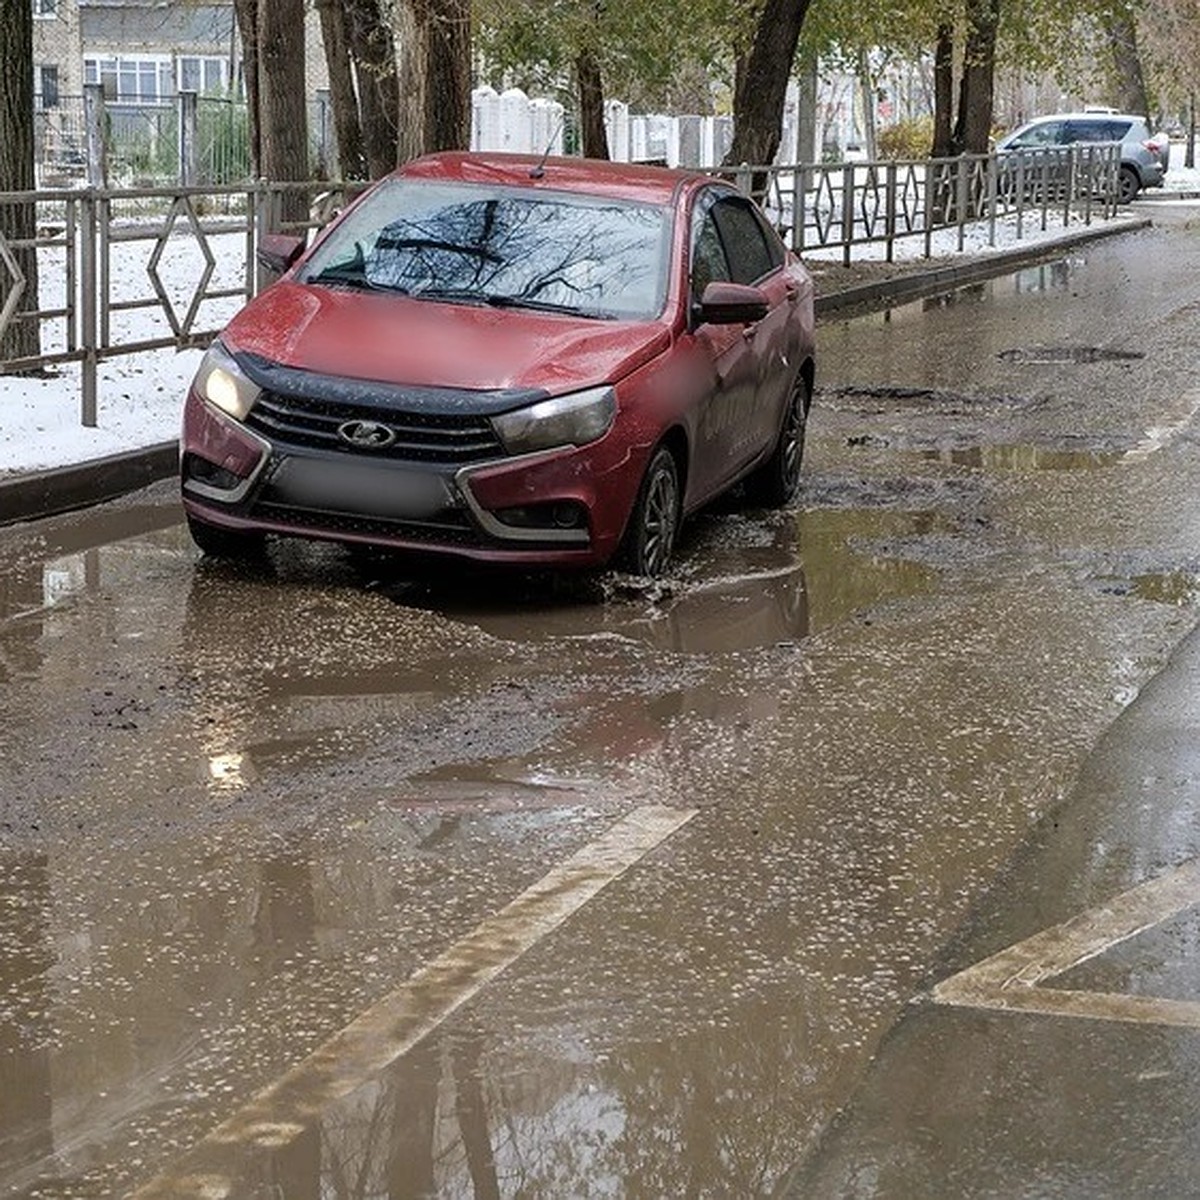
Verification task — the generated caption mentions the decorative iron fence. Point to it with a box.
[0,181,364,426]
[723,143,1121,264]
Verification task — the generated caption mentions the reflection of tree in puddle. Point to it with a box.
[223,999,841,1197]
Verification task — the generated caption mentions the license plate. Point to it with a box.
[272,457,452,519]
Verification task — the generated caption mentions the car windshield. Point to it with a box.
[299,178,672,321]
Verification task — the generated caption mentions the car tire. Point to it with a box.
[619,446,680,577]
[746,371,812,508]
[187,514,266,562]
[1118,165,1140,204]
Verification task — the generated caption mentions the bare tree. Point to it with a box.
[576,46,610,159]
[421,0,471,152]
[1106,11,1150,117]
[0,0,41,369]
[346,0,401,176]
[723,0,815,168]
[258,0,310,220]
[316,0,368,179]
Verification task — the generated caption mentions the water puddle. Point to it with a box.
[918,444,1122,470]
[379,509,935,654]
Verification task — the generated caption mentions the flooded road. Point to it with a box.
[3,205,1200,1196]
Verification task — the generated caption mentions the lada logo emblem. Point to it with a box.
[338,419,396,449]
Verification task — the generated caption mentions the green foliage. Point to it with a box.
[878,115,935,158]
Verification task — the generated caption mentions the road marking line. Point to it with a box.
[1124,390,1200,462]
[131,804,696,1200]
[934,857,1200,1028]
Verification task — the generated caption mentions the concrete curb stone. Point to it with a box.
[0,215,1154,529]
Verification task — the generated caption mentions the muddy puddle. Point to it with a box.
[918,444,1123,470]
[374,508,935,654]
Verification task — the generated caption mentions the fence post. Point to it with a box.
[923,160,936,258]
[83,83,108,188]
[792,164,806,254]
[885,162,897,262]
[986,153,998,246]
[955,155,969,251]
[79,191,98,427]
[1063,147,1076,227]
[178,89,198,187]
[841,163,854,267]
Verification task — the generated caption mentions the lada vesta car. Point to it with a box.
[180,152,816,575]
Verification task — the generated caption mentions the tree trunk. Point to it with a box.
[346,0,400,177]
[952,0,1000,154]
[396,0,428,164]
[932,24,954,157]
[259,0,310,222]
[422,0,470,153]
[1106,12,1150,118]
[0,0,41,370]
[722,0,815,167]
[1187,92,1196,170]
[857,47,877,160]
[576,48,609,160]
[316,0,367,179]
[232,0,262,177]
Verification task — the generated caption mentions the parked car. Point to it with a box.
[995,112,1169,203]
[180,153,816,576]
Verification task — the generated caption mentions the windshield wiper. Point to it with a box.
[307,267,411,295]
[482,293,613,317]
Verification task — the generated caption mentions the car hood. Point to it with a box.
[222,282,672,395]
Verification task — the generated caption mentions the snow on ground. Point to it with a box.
[3,166,1200,479]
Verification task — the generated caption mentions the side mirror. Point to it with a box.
[256,233,306,275]
[698,280,769,326]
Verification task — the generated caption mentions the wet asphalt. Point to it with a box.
[2,204,1200,1197]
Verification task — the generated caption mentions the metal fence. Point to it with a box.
[0,143,1125,427]
[35,90,333,189]
[724,143,1122,264]
[0,181,364,426]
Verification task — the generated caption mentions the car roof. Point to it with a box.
[1020,112,1143,124]
[396,152,708,206]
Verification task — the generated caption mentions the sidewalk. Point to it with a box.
[0,209,1162,528]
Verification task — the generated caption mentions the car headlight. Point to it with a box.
[193,340,261,421]
[491,386,617,455]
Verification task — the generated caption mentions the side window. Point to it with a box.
[1107,120,1133,141]
[691,208,730,302]
[1010,121,1064,148]
[712,198,774,285]
[1066,119,1121,143]
[752,205,786,270]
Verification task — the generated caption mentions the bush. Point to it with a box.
[877,116,935,160]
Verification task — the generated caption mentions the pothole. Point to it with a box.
[918,445,1123,470]
[997,346,1146,365]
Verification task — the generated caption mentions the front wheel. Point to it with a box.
[746,372,812,508]
[619,447,680,577]
[187,514,266,562]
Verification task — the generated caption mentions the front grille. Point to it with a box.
[253,502,486,546]
[245,391,504,465]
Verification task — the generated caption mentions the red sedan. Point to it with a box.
[180,153,815,575]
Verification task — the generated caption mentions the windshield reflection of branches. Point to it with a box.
[363,197,665,318]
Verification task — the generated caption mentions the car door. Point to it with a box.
[710,195,794,469]
[684,191,762,504]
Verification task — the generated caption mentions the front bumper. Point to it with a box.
[180,392,644,566]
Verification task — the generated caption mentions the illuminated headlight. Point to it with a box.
[491,386,616,455]
[193,340,261,421]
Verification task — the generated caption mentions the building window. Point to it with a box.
[177,56,228,95]
[32,0,57,18]
[37,64,59,109]
[84,55,174,103]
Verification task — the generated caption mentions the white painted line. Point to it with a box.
[1124,390,1200,462]
[131,804,696,1200]
[934,857,1200,1028]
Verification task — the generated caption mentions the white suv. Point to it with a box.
[996,112,1170,203]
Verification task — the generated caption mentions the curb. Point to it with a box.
[0,216,1154,529]
[0,441,178,528]
[815,216,1151,317]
